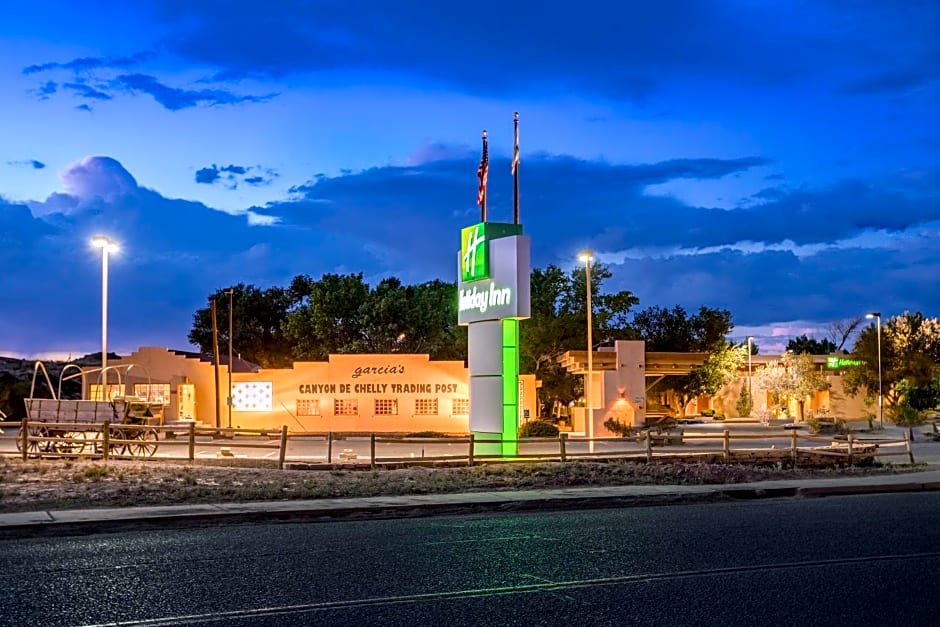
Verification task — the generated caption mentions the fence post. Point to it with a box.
[559,433,567,463]
[723,429,731,462]
[188,422,196,462]
[278,425,288,470]
[847,433,854,466]
[370,433,376,470]
[468,433,475,466]
[790,428,797,467]
[102,421,110,461]
[20,418,28,461]
[907,431,916,464]
[645,429,652,463]
[327,432,333,464]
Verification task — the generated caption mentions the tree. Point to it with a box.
[892,377,940,441]
[188,284,298,368]
[631,305,735,414]
[674,343,747,412]
[786,334,837,355]
[632,305,732,352]
[735,383,753,418]
[754,352,830,421]
[843,311,940,411]
[826,317,863,353]
[519,263,638,417]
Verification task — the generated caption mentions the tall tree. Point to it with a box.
[519,262,638,417]
[786,334,837,355]
[826,317,863,353]
[282,273,372,360]
[188,284,297,368]
[843,311,940,410]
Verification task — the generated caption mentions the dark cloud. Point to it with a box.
[115,74,275,110]
[842,68,937,95]
[7,160,46,170]
[34,81,57,100]
[145,1,940,104]
[3,153,938,355]
[194,164,277,188]
[22,52,154,75]
[75,104,92,112]
[62,82,112,101]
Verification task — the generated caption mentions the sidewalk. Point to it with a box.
[3,467,940,537]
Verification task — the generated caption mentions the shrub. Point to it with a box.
[735,386,753,418]
[518,421,559,438]
[604,417,635,438]
[712,412,726,421]
[701,408,716,417]
[407,431,449,438]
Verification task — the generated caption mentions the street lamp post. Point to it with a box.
[226,289,234,429]
[91,236,118,379]
[578,250,594,453]
[866,312,883,429]
[746,335,754,400]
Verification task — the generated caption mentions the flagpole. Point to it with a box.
[512,112,520,224]
[477,130,489,222]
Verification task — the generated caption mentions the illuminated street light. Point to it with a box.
[746,335,754,404]
[91,235,118,376]
[578,250,594,453]
[866,312,883,429]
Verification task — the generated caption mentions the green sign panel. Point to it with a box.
[460,222,523,283]
[461,224,488,282]
[826,356,865,369]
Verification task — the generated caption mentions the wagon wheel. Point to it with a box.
[126,429,158,457]
[108,426,129,456]
[15,426,49,455]
[51,431,86,455]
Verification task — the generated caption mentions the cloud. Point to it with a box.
[146,1,940,104]
[22,52,154,75]
[195,164,278,188]
[62,81,113,101]
[8,160,46,170]
[114,74,275,110]
[3,151,938,355]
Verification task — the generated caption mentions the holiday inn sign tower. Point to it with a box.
[457,221,531,455]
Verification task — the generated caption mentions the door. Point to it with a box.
[177,383,196,420]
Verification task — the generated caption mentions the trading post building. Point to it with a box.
[100,347,538,434]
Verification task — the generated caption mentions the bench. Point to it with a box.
[923,421,940,441]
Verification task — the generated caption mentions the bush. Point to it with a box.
[518,421,559,438]
[604,417,635,438]
[701,408,716,417]
[406,431,449,438]
[712,412,726,421]
[735,386,753,418]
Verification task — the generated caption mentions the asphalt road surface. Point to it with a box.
[2,493,939,626]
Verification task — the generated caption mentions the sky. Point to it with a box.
[1,0,938,359]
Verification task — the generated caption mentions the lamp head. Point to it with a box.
[578,249,594,264]
[91,235,118,253]
[866,312,881,319]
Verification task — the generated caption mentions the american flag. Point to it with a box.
[477,131,488,206]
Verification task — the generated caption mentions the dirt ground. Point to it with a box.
[0,456,924,514]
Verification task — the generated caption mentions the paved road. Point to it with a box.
[2,493,939,626]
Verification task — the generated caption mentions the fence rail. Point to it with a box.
[0,422,916,468]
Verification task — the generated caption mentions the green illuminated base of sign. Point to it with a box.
[502,318,519,456]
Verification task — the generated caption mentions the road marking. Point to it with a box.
[80,551,940,626]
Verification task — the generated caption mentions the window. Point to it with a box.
[296,398,320,416]
[334,398,359,416]
[89,384,124,401]
[134,383,171,404]
[232,382,273,411]
[296,399,321,416]
[415,398,438,415]
[374,399,398,415]
[453,398,470,415]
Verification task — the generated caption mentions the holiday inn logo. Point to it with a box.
[461,223,488,282]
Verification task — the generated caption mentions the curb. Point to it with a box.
[4,479,940,538]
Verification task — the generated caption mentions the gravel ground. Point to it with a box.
[0,457,925,514]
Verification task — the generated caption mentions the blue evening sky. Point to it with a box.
[1,0,938,358]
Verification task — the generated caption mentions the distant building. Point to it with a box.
[93,347,538,434]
